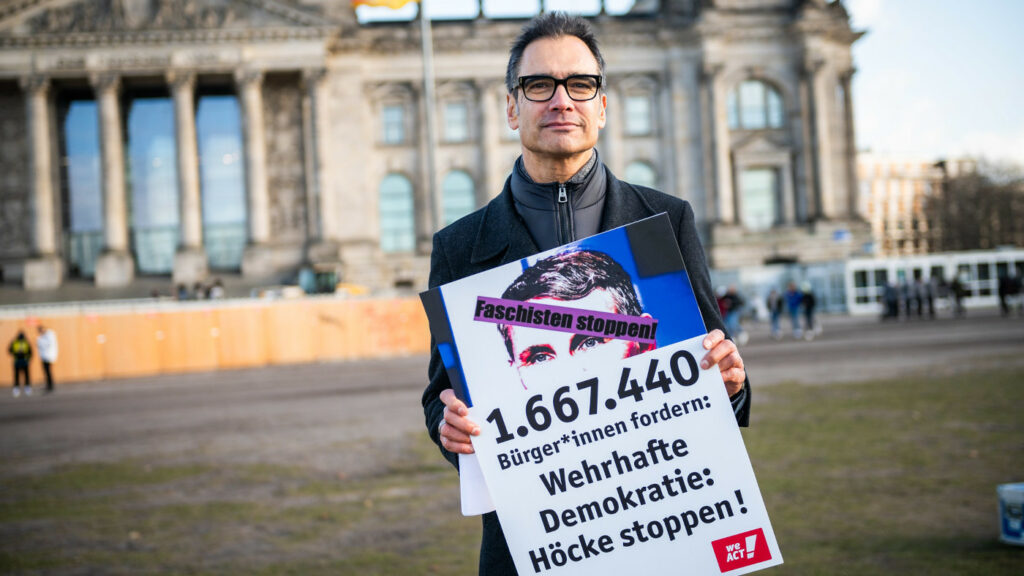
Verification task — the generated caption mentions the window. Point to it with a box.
[197,95,247,271]
[444,102,469,142]
[381,104,405,144]
[63,100,103,278]
[442,171,475,225]
[624,161,657,189]
[728,80,784,130]
[738,168,778,231]
[379,174,415,253]
[127,97,179,275]
[624,95,652,136]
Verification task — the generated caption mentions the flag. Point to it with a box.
[351,0,419,8]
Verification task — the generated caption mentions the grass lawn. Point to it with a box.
[745,367,1022,575]
[1,367,1021,574]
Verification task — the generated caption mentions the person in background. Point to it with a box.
[950,274,967,317]
[766,288,783,340]
[36,325,58,394]
[882,281,900,321]
[8,331,32,397]
[722,285,747,345]
[785,282,803,339]
[209,278,225,300]
[801,282,817,340]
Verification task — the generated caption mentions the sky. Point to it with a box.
[845,0,1024,165]
[359,0,1024,166]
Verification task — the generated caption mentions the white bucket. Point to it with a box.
[998,483,1024,546]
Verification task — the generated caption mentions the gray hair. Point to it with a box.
[504,12,606,94]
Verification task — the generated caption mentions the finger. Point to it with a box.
[701,338,737,370]
[439,389,468,416]
[439,432,476,455]
[441,421,473,445]
[444,406,481,436]
[715,350,745,373]
[702,329,725,350]
[720,366,746,386]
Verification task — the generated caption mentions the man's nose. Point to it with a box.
[548,83,575,110]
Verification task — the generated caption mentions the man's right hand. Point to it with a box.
[439,388,480,454]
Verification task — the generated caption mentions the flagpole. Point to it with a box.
[420,0,441,233]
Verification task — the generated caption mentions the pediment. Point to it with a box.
[0,0,334,41]
[732,132,788,153]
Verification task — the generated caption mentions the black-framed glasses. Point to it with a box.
[517,75,603,102]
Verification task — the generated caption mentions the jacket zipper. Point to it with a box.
[556,182,573,245]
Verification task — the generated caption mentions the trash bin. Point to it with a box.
[998,483,1024,546]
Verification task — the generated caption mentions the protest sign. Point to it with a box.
[422,214,781,574]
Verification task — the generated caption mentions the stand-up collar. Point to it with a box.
[509,149,607,250]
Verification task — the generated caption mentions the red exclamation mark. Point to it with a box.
[745,534,757,559]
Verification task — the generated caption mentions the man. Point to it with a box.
[36,325,58,394]
[496,249,654,388]
[8,330,32,397]
[422,12,750,575]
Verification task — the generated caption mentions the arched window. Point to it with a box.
[727,80,784,130]
[379,174,415,253]
[624,161,658,189]
[442,171,475,226]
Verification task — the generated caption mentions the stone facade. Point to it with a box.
[0,0,869,291]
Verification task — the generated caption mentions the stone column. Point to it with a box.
[703,63,735,224]
[20,75,63,289]
[668,52,705,218]
[477,80,504,204]
[806,59,835,219]
[798,61,820,221]
[303,67,341,265]
[168,70,207,284]
[235,69,273,277]
[91,73,135,287]
[602,83,624,177]
[841,69,858,218]
[414,85,435,252]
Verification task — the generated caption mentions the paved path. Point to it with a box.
[2,310,1022,476]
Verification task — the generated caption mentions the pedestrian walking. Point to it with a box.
[801,283,817,340]
[950,275,967,317]
[766,288,783,339]
[36,325,58,394]
[722,285,746,344]
[785,282,803,339]
[8,331,32,397]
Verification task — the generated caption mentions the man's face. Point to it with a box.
[506,289,646,389]
[507,35,607,165]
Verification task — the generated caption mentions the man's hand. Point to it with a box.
[438,388,480,455]
[700,329,746,397]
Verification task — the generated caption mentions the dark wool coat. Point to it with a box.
[422,168,751,575]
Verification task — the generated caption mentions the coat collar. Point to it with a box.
[470,177,538,265]
[469,169,658,266]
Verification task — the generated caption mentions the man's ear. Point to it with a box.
[506,93,519,131]
[597,91,607,129]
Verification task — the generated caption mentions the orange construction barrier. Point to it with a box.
[0,298,430,386]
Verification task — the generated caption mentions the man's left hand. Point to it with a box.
[700,329,745,397]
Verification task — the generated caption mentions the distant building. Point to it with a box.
[0,0,868,293]
[856,153,977,257]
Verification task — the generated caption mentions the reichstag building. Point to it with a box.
[0,0,868,292]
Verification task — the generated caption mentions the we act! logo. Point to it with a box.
[711,528,771,572]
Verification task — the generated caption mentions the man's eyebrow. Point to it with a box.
[519,71,600,78]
